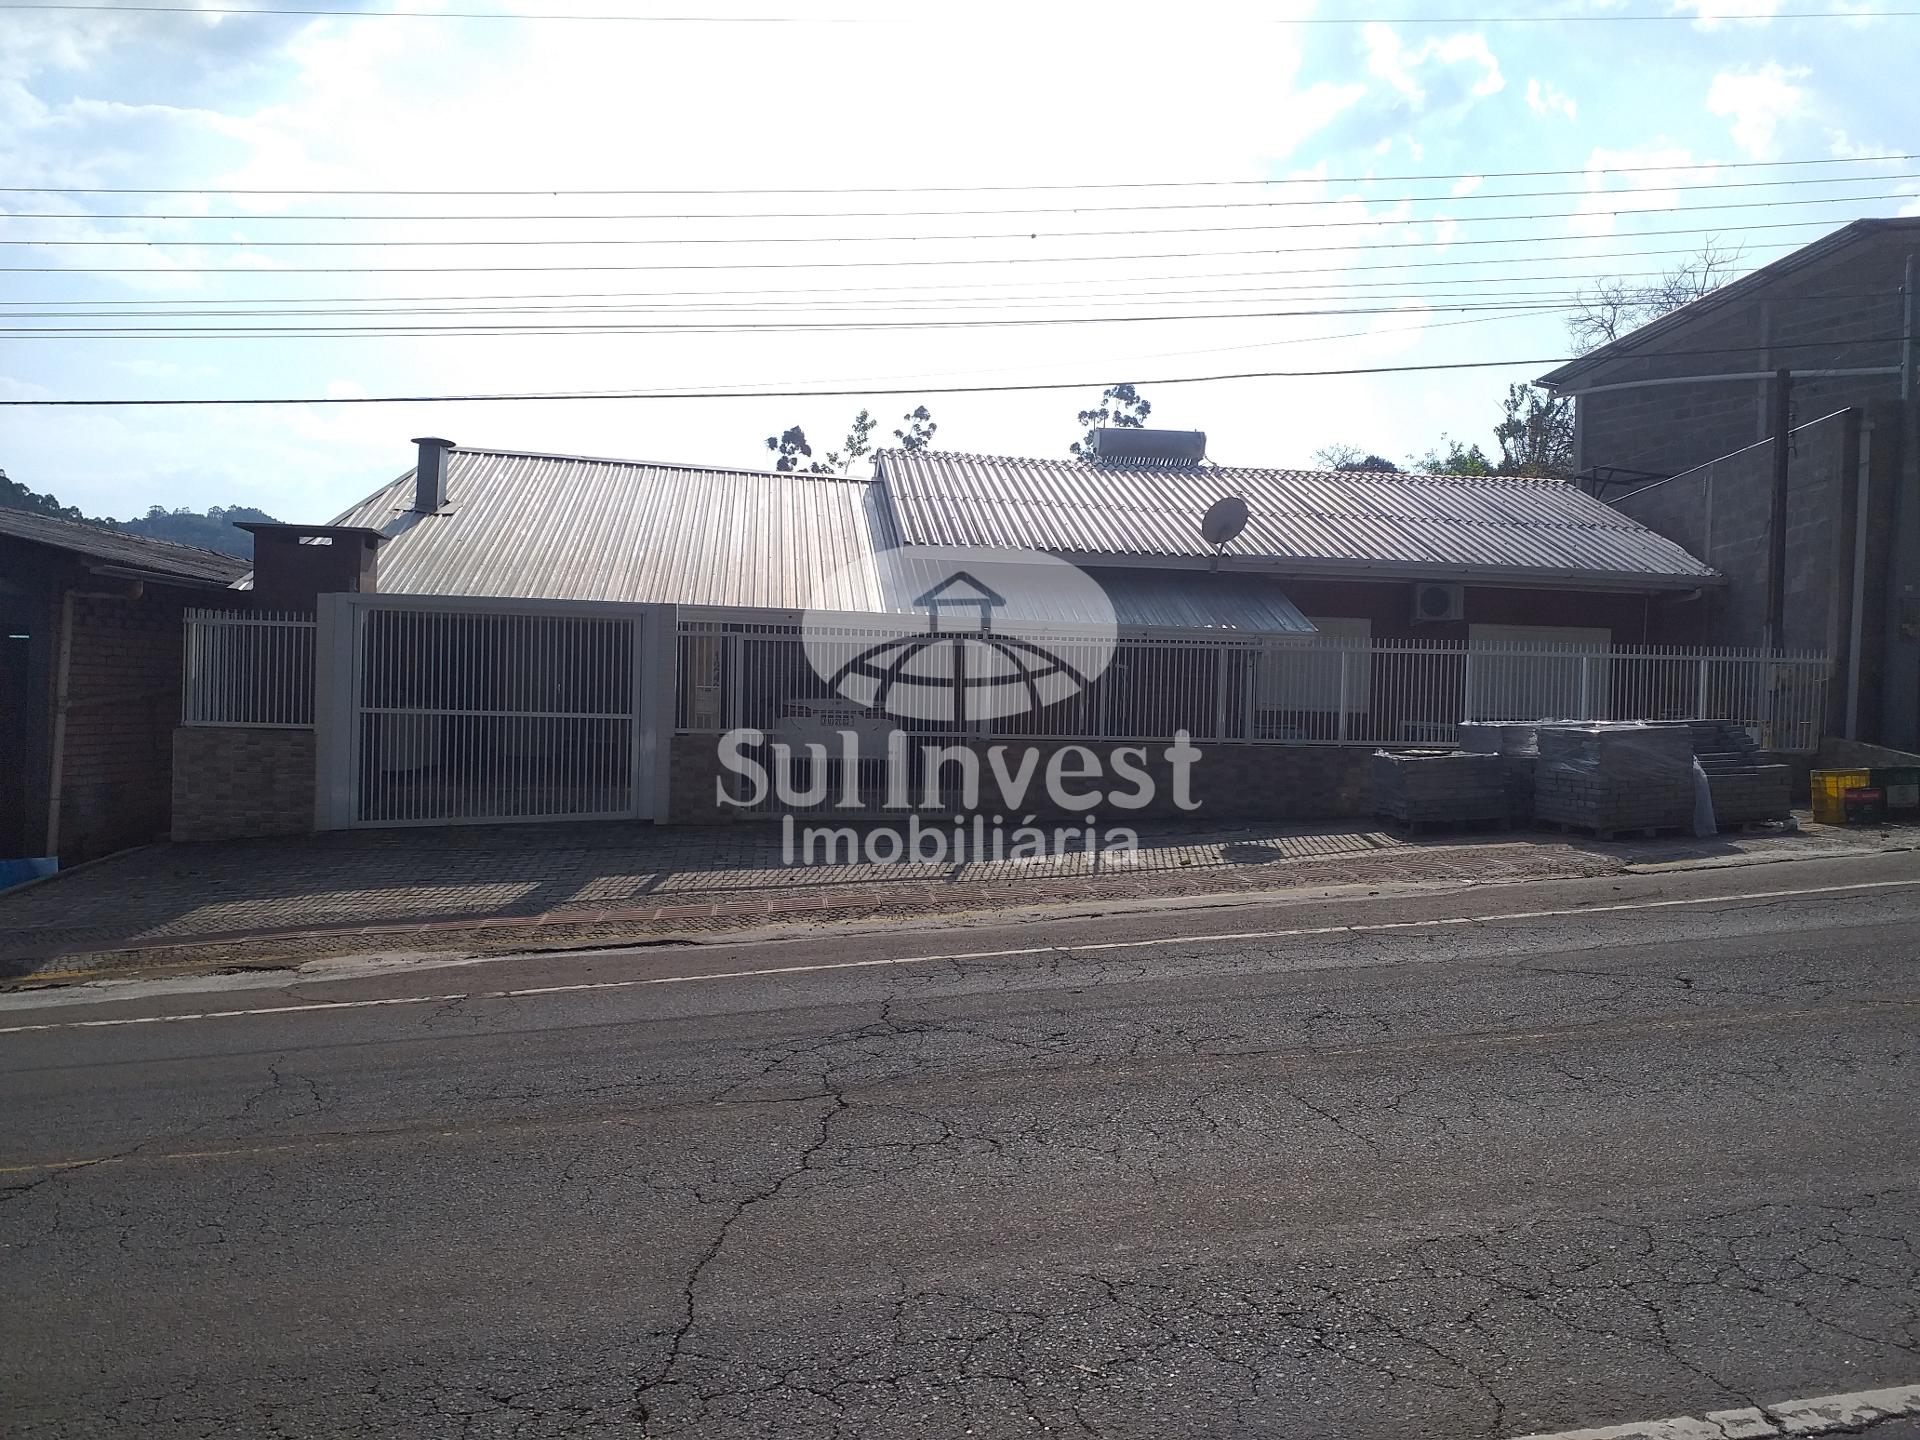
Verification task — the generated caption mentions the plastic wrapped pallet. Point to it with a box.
[1458,723,1540,821]
[1371,750,1510,828]
[1533,722,1696,836]
[1705,764,1793,825]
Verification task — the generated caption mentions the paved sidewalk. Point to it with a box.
[2,816,1911,980]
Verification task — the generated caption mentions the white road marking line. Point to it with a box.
[4,875,1918,1037]
[1510,1379,1920,1439]
[0,993,469,1035]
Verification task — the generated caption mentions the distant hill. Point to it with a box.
[1,468,275,559]
[115,506,278,558]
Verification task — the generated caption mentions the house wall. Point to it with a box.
[171,726,317,841]
[1570,230,1912,480]
[667,732,1381,823]
[1273,576,1653,644]
[1611,406,1911,742]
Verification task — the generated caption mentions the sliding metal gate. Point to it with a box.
[315,594,672,829]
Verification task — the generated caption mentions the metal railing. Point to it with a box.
[181,609,317,728]
[676,612,1830,753]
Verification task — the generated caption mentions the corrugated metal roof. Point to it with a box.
[322,448,896,610]
[0,508,249,585]
[289,445,1323,633]
[1089,569,1314,633]
[877,449,1717,589]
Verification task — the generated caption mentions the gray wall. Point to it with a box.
[1610,406,1920,744]
[1611,409,1859,653]
[1570,229,1912,480]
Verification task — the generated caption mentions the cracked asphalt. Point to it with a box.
[3,853,1919,1439]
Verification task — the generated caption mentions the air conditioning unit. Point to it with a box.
[1411,582,1464,623]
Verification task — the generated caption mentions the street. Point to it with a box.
[4,854,1920,1439]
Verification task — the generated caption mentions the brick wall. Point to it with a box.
[668,732,1379,823]
[53,592,188,862]
[171,726,316,841]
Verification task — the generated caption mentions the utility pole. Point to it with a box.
[1765,367,1793,653]
[1904,253,1916,403]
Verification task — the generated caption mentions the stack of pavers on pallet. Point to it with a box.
[1371,750,1511,831]
[1458,722,1539,825]
[1533,721,1695,839]
[1684,719,1793,827]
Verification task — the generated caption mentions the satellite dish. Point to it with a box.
[1200,496,1250,547]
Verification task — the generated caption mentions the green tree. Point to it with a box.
[0,467,88,522]
[1071,383,1151,458]
[764,425,816,473]
[893,405,938,452]
[1312,444,1400,473]
[1410,436,1494,476]
[1493,383,1575,478]
[819,409,878,475]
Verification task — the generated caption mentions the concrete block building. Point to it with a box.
[1536,218,1920,747]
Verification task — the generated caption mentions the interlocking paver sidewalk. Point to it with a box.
[1,816,1910,979]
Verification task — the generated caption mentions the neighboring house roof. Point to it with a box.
[321,447,896,611]
[876,449,1717,590]
[0,507,249,587]
[1535,217,1920,390]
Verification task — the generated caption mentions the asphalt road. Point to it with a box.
[4,855,1920,1439]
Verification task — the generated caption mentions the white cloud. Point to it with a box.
[1360,23,1504,107]
[1566,145,1703,239]
[1525,78,1577,121]
[1706,63,1810,159]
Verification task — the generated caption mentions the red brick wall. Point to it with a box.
[53,593,187,862]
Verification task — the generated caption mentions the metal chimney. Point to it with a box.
[411,436,454,513]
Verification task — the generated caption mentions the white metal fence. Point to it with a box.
[347,601,643,826]
[181,609,316,727]
[676,611,1830,753]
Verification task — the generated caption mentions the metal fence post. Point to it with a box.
[311,593,358,831]
[1336,647,1351,743]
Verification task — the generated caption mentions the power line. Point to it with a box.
[5,153,1911,198]
[3,282,1897,327]
[11,191,1912,249]
[7,169,1914,223]
[1,336,1900,407]
[0,215,1854,275]
[0,238,1802,309]
[12,3,1917,21]
[0,286,1618,320]
[0,298,1588,338]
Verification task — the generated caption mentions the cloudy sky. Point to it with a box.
[2,0,1916,525]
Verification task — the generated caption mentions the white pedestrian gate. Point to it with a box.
[314,594,674,829]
